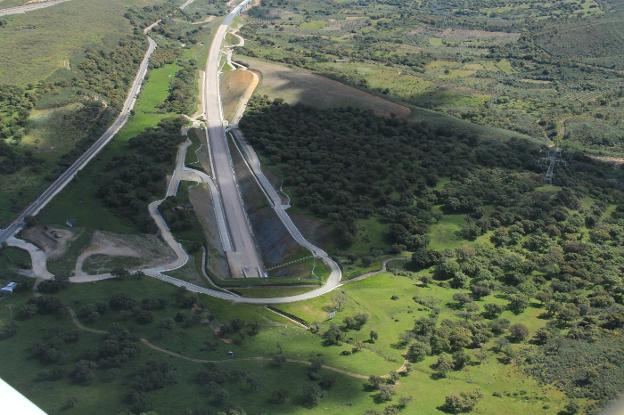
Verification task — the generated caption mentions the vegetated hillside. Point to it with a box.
[0,0,213,226]
[536,16,624,58]
[240,96,624,413]
[239,0,624,157]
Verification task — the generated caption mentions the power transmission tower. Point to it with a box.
[543,147,566,184]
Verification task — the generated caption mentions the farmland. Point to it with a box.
[239,0,624,157]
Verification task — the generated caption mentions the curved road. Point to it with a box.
[0,0,71,17]
[6,0,344,305]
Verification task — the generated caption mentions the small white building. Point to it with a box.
[0,282,17,295]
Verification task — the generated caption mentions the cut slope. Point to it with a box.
[241,56,411,118]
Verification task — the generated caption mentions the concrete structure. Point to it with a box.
[201,0,265,278]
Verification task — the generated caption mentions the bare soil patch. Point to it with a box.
[22,225,75,260]
[75,231,174,276]
[439,28,520,41]
[589,155,624,165]
[241,56,411,118]
[220,69,257,123]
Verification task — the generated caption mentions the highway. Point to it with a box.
[0,0,71,16]
[3,0,344,304]
[201,0,265,278]
[0,36,157,243]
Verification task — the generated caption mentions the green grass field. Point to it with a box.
[273,272,566,414]
[0,0,162,85]
[38,62,180,233]
[0,270,567,414]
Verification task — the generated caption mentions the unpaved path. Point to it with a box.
[74,236,139,276]
[67,305,368,379]
[0,0,70,16]
[342,257,409,284]
[6,236,53,279]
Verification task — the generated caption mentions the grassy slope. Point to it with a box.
[0,278,373,414]
[0,271,566,414]
[276,273,565,414]
[244,55,537,145]
[0,0,161,85]
[37,62,180,234]
[0,0,168,226]
[244,56,411,118]
[221,69,255,122]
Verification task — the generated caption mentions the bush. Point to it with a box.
[298,384,323,408]
[440,390,483,413]
[70,360,97,385]
[268,389,288,405]
[0,321,17,340]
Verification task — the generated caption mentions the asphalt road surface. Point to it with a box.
[202,0,265,278]
[0,36,157,243]
[0,0,71,16]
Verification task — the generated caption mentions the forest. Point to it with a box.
[240,96,624,411]
[96,118,185,232]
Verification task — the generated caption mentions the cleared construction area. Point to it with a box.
[240,56,411,118]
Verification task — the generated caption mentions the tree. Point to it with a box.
[452,293,473,308]
[559,402,580,415]
[432,355,454,378]
[440,390,483,413]
[452,350,469,370]
[406,341,430,363]
[109,293,137,311]
[70,360,96,385]
[342,313,368,331]
[369,330,378,343]
[489,318,510,336]
[298,384,323,408]
[508,324,529,343]
[531,328,550,345]
[482,303,503,319]
[29,296,64,314]
[319,375,336,390]
[376,384,395,402]
[268,389,288,404]
[368,375,384,390]
[398,396,413,409]
[322,324,344,345]
[471,285,491,300]
[410,247,434,270]
[507,295,528,314]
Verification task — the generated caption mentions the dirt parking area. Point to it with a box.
[22,225,75,260]
[75,231,175,276]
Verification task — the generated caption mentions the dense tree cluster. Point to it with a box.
[241,98,623,251]
[97,118,185,231]
[242,97,624,409]
[0,85,35,142]
[77,36,148,110]
[159,60,198,114]
[30,330,79,364]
